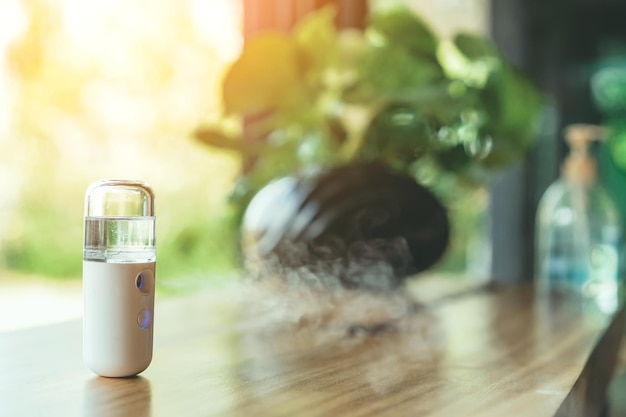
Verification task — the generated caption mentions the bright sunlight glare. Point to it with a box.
[192,0,243,61]
[1,0,244,320]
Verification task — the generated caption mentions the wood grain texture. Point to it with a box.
[0,280,621,417]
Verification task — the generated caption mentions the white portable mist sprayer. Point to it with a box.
[83,180,156,377]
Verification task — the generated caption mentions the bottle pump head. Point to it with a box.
[561,124,606,184]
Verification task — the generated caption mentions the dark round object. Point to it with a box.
[242,163,450,290]
[361,104,431,162]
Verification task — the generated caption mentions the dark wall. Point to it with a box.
[490,0,626,282]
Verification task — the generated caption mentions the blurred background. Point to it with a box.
[2,0,626,329]
[0,0,244,288]
[0,0,245,329]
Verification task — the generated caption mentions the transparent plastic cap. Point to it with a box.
[84,180,156,263]
[85,179,155,217]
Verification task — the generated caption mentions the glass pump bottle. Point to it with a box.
[83,180,156,377]
[535,125,621,314]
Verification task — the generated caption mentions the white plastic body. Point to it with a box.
[83,261,155,377]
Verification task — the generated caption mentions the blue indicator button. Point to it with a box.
[137,309,151,330]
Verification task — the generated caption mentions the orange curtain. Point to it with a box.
[242,0,367,37]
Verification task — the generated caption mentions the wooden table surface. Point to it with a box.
[0,278,623,417]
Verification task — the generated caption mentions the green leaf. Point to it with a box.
[438,40,495,88]
[592,66,626,115]
[453,33,499,60]
[324,113,348,146]
[222,32,304,115]
[360,104,432,165]
[607,127,626,171]
[450,32,542,167]
[481,65,542,152]
[293,5,339,80]
[194,127,266,156]
[368,8,439,61]
[349,43,443,101]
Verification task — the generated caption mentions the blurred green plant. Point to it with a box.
[194,6,542,209]
[592,63,626,170]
